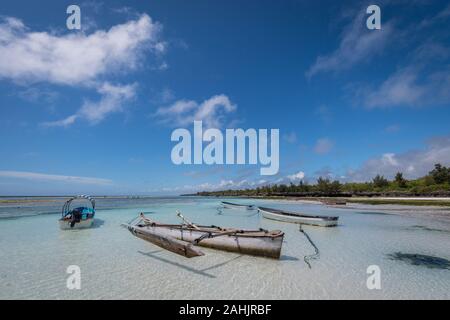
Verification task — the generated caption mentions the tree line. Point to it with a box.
[195,163,450,197]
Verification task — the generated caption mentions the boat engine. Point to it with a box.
[70,210,82,228]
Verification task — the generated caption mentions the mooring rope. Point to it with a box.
[246,210,260,217]
[299,224,320,269]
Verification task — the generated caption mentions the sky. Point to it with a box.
[0,0,450,195]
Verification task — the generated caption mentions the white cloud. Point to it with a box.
[283,132,297,144]
[43,83,137,126]
[161,171,308,193]
[348,12,450,109]
[314,138,334,154]
[160,178,271,193]
[17,87,59,104]
[170,172,309,193]
[287,171,305,181]
[0,171,113,185]
[306,10,393,78]
[346,135,450,181]
[157,61,169,70]
[357,64,450,108]
[314,167,335,180]
[358,67,422,108]
[79,83,137,123]
[164,135,450,191]
[43,115,78,128]
[0,14,163,85]
[418,3,450,28]
[154,94,237,128]
[315,105,332,124]
[384,124,400,133]
[159,88,175,103]
[0,14,165,126]
[368,68,425,107]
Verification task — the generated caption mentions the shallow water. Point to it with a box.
[0,197,449,299]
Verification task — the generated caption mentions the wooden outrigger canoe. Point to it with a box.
[258,206,339,227]
[221,201,255,210]
[123,212,284,259]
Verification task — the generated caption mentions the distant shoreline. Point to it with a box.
[2,194,450,207]
[1,194,449,223]
[186,194,450,207]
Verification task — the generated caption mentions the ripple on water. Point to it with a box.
[2,197,450,299]
[407,225,450,233]
[353,211,390,216]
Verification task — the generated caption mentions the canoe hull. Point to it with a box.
[127,224,283,259]
[59,218,94,230]
[259,208,338,227]
[221,202,254,210]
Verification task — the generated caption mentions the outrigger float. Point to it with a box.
[123,212,284,259]
[59,195,96,230]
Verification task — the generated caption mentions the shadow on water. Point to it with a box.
[279,255,299,261]
[201,255,243,272]
[0,211,60,220]
[138,250,245,278]
[0,215,23,221]
[91,218,105,229]
[387,252,450,270]
[138,250,216,278]
[353,211,389,216]
[407,225,450,234]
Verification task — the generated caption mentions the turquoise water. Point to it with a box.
[0,197,449,299]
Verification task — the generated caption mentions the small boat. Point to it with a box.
[221,201,255,210]
[258,206,338,227]
[322,199,347,206]
[123,212,284,259]
[59,195,96,230]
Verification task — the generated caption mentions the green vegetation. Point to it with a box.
[395,172,407,188]
[196,163,450,198]
[345,199,450,207]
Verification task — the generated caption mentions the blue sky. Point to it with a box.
[1,0,450,195]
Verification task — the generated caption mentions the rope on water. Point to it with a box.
[299,224,320,269]
[246,210,260,217]
[216,207,223,215]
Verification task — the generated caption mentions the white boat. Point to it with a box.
[221,201,255,210]
[258,206,339,227]
[59,195,96,230]
[123,213,284,259]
